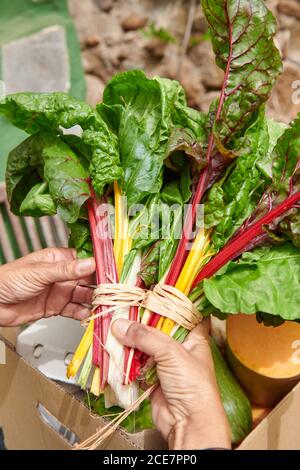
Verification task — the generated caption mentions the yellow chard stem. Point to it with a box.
[160,229,212,336]
[91,367,101,396]
[114,181,132,276]
[67,320,94,378]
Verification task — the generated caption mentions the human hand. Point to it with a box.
[112,319,231,450]
[0,248,95,326]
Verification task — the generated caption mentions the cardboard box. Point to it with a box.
[1,326,300,450]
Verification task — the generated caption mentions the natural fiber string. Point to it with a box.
[85,284,146,322]
[89,283,202,330]
[74,384,157,450]
[142,284,202,330]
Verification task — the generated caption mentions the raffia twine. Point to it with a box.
[88,283,202,330]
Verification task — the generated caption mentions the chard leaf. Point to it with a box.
[203,243,300,321]
[68,220,93,258]
[139,242,161,288]
[0,92,97,134]
[19,182,56,217]
[245,115,300,247]
[100,70,201,206]
[256,119,288,179]
[256,312,285,327]
[5,134,46,214]
[6,134,91,224]
[100,71,184,205]
[42,137,91,223]
[130,194,161,249]
[167,104,208,166]
[83,127,122,196]
[158,205,182,280]
[202,0,282,147]
[89,394,153,433]
[271,115,300,191]
[0,92,123,199]
[205,108,270,249]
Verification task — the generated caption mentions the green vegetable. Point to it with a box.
[88,394,154,433]
[202,0,282,148]
[204,108,270,249]
[99,70,197,206]
[68,220,93,259]
[0,92,97,134]
[204,243,300,321]
[210,338,252,445]
[5,133,91,223]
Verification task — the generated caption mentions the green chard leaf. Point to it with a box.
[89,394,153,433]
[68,220,93,258]
[202,0,282,149]
[83,127,122,196]
[166,102,208,167]
[0,92,98,134]
[0,91,123,200]
[19,182,56,217]
[99,70,203,206]
[203,243,300,321]
[138,241,161,288]
[244,114,300,248]
[204,108,270,249]
[6,133,91,223]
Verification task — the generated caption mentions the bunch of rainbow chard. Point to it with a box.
[0,0,299,415]
[0,71,204,407]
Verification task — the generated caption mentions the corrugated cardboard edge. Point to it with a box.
[238,380,300,450]
[0,329,166,450]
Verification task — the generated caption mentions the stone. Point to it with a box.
[2,26,70,94]
[84,35,101,48]
[277,0,300,19]
[69,0,122,45]
[274,30,291,59]
[144,38,167,59]
[277,13,298,30]
[267,62,300,124]
[117,44,130,61]
[286,30,300,65]
[199,91,220,113]
[85,74,105,106]
[189,40,224,89]
[82,49,102,74]
[68,0,102,44]
[97,12,123,42]
[151,45,205,109]
[94,0,114,12]
[121,14,148,32]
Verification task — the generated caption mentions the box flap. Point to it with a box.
[0,346,165,450]
[239,381,300,450]
[0,326,21,349]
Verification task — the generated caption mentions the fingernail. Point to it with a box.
[75,258,95,275]
[111,319,132,337]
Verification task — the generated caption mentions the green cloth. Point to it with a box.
[0,0,86,181]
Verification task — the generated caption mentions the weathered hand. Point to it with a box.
[112,319,231,450]
[0,248,96,326]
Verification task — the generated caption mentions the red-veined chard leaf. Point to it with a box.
[202,0,282,148]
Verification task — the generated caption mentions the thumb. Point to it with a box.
[111,319,182,362]
[37,257,96,284]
